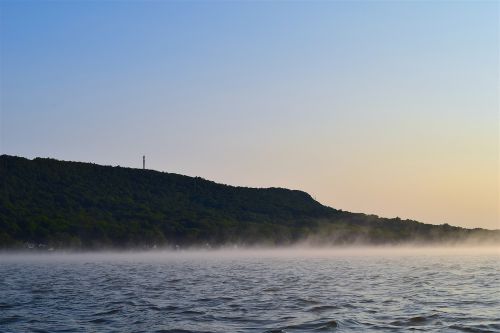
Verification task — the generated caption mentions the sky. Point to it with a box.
[0,1,498,229]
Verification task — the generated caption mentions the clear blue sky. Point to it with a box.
[1,1,498,229]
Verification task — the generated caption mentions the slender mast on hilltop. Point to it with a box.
[143,155,145,170]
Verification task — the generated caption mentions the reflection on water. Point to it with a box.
[1,247,499,332]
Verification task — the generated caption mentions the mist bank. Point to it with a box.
[1,245,499,262]
[1,155,499,250]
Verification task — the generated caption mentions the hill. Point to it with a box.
[0,155,498,249]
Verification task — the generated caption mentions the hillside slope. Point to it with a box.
[0,155,497,249]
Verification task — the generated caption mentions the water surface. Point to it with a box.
[1,247,499,332]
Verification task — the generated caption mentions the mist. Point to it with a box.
[2,244,498,264]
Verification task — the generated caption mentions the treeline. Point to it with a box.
[0,155,498,249]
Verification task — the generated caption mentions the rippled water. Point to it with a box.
[1,248,499,332]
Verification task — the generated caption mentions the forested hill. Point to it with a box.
[1,155,498,249]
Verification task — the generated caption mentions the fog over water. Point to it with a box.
[1,246,499,332]
[1,245,499,262]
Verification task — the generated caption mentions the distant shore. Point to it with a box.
[1,155,499,250]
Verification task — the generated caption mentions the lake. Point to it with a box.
[0,247,499,332]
